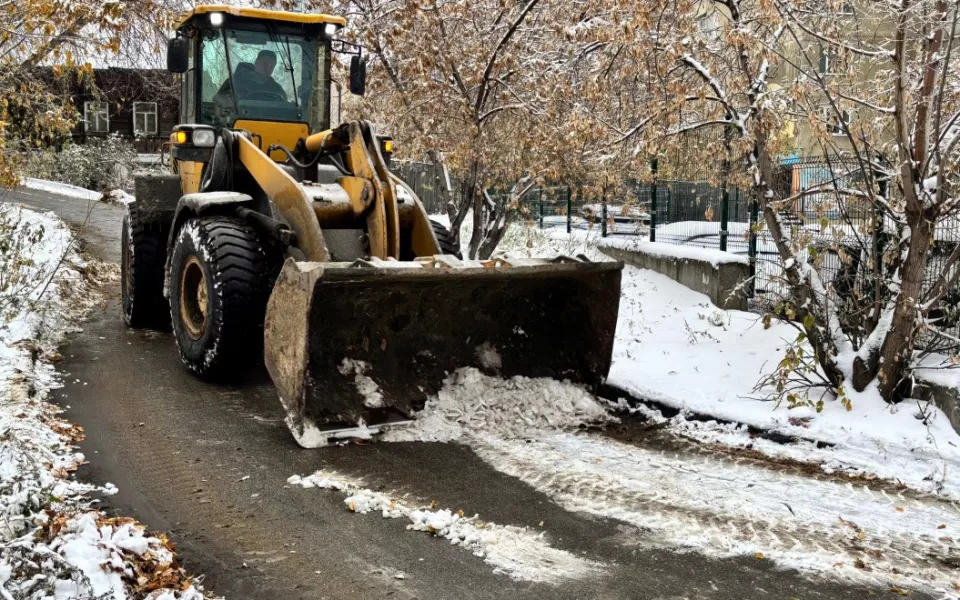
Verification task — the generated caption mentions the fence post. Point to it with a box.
[720,183,730,252]
[601,183,608,237]
[566,186,573,234]
[875,175,888,310]
[665,180,672,225]
[749,187,758,297]
[720,125,732,252]
[538,187,544,229]
[649,158,658,242]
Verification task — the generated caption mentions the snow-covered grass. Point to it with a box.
[19,178,103,201]
[0,204,211,599]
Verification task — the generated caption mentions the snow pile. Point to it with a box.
[287,470,603,583]
[0,205,211,600]
[19,177,103,201]
[102,189,136,205]
[383,367,614,443]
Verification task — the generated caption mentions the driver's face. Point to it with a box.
[255,56,276,77]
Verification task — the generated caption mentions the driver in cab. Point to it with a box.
[217,49,287,101]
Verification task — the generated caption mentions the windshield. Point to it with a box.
[199,27,329,131]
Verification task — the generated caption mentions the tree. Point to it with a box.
[604,0,960,404]
[342,0,651,258]
[0,0,177,187]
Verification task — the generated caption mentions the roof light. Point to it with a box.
[209,12,224,27]
[324,22,338,38]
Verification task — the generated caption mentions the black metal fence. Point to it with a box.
[391,157,960,343]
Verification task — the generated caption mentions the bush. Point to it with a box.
[19,134,142,192]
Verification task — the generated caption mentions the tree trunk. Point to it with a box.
[875,214,935,400]
[754,143,846,388]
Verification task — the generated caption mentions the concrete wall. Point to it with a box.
[599,242,751,311]
[912,379,960,435]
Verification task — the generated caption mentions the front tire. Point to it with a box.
[429,219,462,259]
[121,203,168,328]
[168,216,270,379]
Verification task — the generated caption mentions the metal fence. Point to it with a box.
[391,156,960,344]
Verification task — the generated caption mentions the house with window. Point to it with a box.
[61,68,180,154]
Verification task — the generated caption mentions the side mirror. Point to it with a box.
[167,38,189,74]
[349,56,367,96]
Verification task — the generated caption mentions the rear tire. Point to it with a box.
[429,219,462,259]
[121,203,168,329]
[168,216,270,379]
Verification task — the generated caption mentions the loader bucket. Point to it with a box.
[264,256,623,447]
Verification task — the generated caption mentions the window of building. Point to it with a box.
[697,12,720,43]
[84,101,110,133]
[819,48,845,75]
[824,107,852,135]
[133,102,159,135]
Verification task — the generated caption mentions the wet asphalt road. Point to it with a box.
[5,186,891,600]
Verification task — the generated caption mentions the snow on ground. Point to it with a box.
[287,468,604,584]
[608,266,960,500]
[492,222,960,501]
[19,178,102,201]
[405,221,960,595]
[470,428,960,597]
[0,204,210,599]
[374,362,959,596]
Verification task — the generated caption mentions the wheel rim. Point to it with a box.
[179,256,208,339]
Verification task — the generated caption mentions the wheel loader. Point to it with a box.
[122,4,623,447]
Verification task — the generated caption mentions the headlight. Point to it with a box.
[324,23,338,38]
[192,129,216,147]
[209,12,224,27]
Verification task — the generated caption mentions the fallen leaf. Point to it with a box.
[895,507,904,513]
[889,585,912,596]
[754,553,765,560]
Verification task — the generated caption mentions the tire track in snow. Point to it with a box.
[469,431,960,596]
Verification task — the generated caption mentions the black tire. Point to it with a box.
[121,203,168,329]
[168,216,270,379]
[429,219,462,259]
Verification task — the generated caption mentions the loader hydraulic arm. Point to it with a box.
[238,120,439,261]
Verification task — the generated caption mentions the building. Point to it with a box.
[59,68,180,154]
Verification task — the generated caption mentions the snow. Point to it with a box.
[913,353,960,388]
[599,237,749,266]
[288,470,604,584]
[470,428,960,596]
[338,358,385,408]
[382,367,614,443]
[19,178,103,201]
[0,204,212,600]
[606,266,960,499]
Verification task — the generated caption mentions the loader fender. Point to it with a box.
[163,192,257,297]
[132,171,181,228]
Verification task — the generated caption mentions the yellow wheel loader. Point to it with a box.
[121,4,623,447]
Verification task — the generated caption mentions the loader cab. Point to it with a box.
[168,6,351,148]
